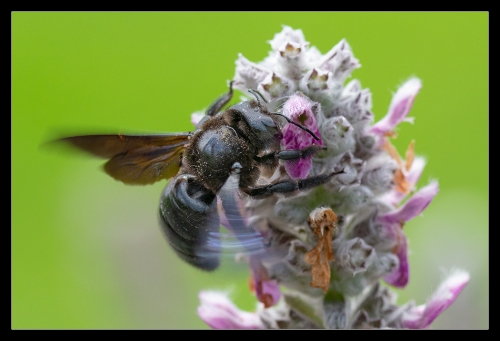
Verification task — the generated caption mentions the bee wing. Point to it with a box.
[216,169,266,256]
[59,134,190,185]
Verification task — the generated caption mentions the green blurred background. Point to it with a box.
[12,12,488,329]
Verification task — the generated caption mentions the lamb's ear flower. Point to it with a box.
[381,228,409,288]
[401,269,470,329]
[377,181,439,225]
[197,291,265,329]
[370,77,422,139]
[196,26,467,329]
[281,93,323,179]
[376,181,439,288]
[248,256,281,308]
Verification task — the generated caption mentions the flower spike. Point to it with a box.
[195,26,467,329]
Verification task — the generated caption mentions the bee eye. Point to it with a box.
[233,115,241,123]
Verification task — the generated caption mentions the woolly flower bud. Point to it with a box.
[195,26,468,329]
[361,153,398,194]
[318,115,355,157]
[337,237,375,275]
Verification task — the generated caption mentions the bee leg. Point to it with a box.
[276,145,327,160]
[244,169,345,199]
[255,145,326,166]
[159,174,221,271]
[206,81,234,116]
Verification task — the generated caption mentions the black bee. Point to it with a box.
[56,82,343,270]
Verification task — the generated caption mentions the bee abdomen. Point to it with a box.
[158,174,221,271]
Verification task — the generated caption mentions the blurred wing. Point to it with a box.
[60,134,190,185]
[216,170,266,257]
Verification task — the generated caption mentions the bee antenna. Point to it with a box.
[248,89,268,105]
[270,112,320,141]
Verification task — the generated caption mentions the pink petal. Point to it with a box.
[378,181,438,225]
[249,256,281,308]
[370,78,422,136]
[198,291,265,329]
[281,94,322,179]
[261,280,281,306]
[284,158,313,179]
[383,229,409,288]
[401,269,470,329]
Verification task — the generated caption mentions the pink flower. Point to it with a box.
[281,93,322,179]
[378,181,439,225]
[248,256,281,308]
[194,26,468,329]
[370,77,422,139]
[197,291,265,329]
[377,181,439,287]
[401,269,470,329]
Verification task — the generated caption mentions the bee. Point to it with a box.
[55,82,343,271]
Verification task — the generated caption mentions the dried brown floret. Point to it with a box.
[304,207,338,293]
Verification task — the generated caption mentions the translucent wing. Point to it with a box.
[59,134,190,185]
[216,166,267,258]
